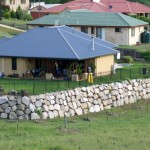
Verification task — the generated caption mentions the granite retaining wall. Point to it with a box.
[0,79,150,120]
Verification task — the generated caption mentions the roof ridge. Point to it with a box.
[57,27,80,59]
[117,13,131,26]
[59,26,117,49]
[126,1,132,13]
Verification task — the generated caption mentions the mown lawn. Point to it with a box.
[0,63,150,95]
[119,44,150,52]
[0,100,150,150]
[0,18,27,25]
[0,26,23,38]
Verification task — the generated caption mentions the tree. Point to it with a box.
[0,0,2,20]
[128,0,150,7]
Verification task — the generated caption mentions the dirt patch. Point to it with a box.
[57,126,83,135]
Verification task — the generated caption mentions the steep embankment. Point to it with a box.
[0,24,24,38]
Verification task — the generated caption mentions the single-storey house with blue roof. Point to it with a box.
[0,26,118,78]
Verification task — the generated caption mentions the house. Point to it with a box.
[0,26,118,78]
[101,0,150,18]
[27,10,148,45]
[34,0,150,19]
[30,4,61,20]
[1,0,30,11]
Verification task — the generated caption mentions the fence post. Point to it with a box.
[14,83,15,90]
[57,80,59,90]
[68,80,69,88]
[33,81,35,94]
[147,99,149,114]
[45,79,46,92]
[120,69,122,80]
[130,68,132,79]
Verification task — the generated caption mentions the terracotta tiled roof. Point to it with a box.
[101,0,150,13]
[42,0,108,13]
[41,0,150,14]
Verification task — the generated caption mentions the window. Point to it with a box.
[115,28,122,32]
[96,27,102,39]
[13,0,15,4]
[21,0,26,4]
[131,27,135,36]
[81,26,88,33]
[12,58,17,70]
[91,27,95,34]
[10,0,12,4]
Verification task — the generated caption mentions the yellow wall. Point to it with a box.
[94,55,114,74]
[0,57,35,77]
[0,56,114,77]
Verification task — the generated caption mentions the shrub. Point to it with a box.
[140,51,150,62]
[2,8,10,17]
[4,12,11,19]
[121,56,133,63]
[16,6,24,19]
[2,4,10,12]
[10,10,16,18]
[24,13,33,21]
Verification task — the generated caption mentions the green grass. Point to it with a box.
[0,64,150,95]
[119,44,150,52]
[0,18,27,25]
[0,26,23,38]
[0,100,150,150]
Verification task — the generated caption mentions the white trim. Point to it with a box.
[102,28,105,40]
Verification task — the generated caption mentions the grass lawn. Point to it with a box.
[0,18,27,25]
[0,26,23,38]
[119,44,150,52]
[0,63,150,95]
[0,100,150,150]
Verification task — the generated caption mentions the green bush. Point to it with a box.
[22,12,33,21]
[121,56,134,63]
[25,13,33,21]
[10,10,16,18]
[4,12,11,19]
[16,6,24,19]
[140,51,150,62]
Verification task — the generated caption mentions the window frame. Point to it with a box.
[21,0,26,4]
[12,57,17,70]
[81,26,88,34]
[91,27,95,34]
[131,27,135,36]
[115,28,122,33]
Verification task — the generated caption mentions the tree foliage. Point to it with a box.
[128,0,150,7]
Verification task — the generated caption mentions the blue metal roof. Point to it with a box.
[0,37,10,44]
[0,26,118,60]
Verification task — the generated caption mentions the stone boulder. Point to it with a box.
[0,96,8,104]
[31,113,40,120]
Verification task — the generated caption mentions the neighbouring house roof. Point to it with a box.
[30,4,61,11]
[28,11,148,27]
[101,0,150,13]
[41,0,107,13]
[0,26,118,60]
[40,0,150,14]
